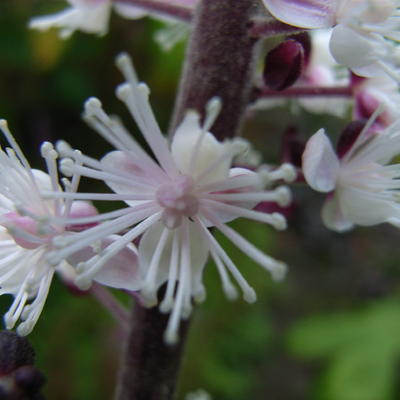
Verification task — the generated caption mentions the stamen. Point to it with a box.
[115,53,178,177]
[203,210,287,281]
[160,231,180,313]
[195,217,257,303]
[200,199,287,230]
[141,227,170,307]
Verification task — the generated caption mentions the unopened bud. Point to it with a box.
[263,39,304,91]
[336,120,366,158]
[0,331,34,375]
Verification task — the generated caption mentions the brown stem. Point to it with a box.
[114,302,190,400]
[114,0,193,22]
[170,0,262,140]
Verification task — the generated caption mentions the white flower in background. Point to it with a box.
[0,121,138,335]
[302,113,400,232]
[29,0,197,40]
[48,53,295,344]
[262,0,400,82]
[185,389,212,400]
[353,74,400,126]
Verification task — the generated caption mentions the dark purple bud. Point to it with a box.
[0,332,35,375]
[13,366,45,394]
[281,126,305,168]
[288,32,311,66]
[263,39,304,91]
[336,120,366,159]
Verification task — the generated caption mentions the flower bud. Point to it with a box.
[263,39,304,91]
[336,120,366,158]
[0,331,35,375]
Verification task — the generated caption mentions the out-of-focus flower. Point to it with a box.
[262,0,400,81]
[29,0,197,40]
[0,121,138,335]
[49,53,295,344]
[353,74,400,127]
[302,114,400,232]
[185,389,212,400]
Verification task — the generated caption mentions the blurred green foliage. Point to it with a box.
[0,2,400,400]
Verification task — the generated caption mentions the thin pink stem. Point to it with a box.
[114,0,193,22]
[253,85,353,100]
[90,283,130,329]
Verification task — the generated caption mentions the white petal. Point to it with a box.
[262,0,336,28]
[321,194,354,232]
[330,25,379,70]
[138,220,209,292]
[29,0,111,37]
[67,234,141,290]
[338,185,400,226]
[171,112,231,183]
[302,129,340,192]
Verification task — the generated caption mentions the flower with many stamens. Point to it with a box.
[302,111,400,232]
[262,0,400,82]
[48,53,295,344]
[0,120,138,335]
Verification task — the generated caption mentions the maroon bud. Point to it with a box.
[281,126,305,168]
[0,332,35,375]
[13,366,46,394]
[337,120,366,159]
[288,32,311,66]
[263,39,304,91]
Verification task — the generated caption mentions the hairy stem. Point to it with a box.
[170,0,262,140]
[114,302,190,400]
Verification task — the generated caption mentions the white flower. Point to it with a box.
[0,121,138,335]
[29,0,196,40]
[48,54,295,344]
[302,113,400,232]
[262,0,400,82]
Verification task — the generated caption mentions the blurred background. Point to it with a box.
[1,1,400,399]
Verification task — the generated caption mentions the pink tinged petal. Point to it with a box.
[302,129,340,192]
[321,194,353,232]
[66,235,141,291]
[66,201,99,231]
[2,213,44,249]
[171,112,231,183]
[100,150,156,205]
[262,0,336,29]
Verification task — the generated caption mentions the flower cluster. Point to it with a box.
[262,0,400,82]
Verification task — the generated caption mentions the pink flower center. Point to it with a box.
[156,176,199,229]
